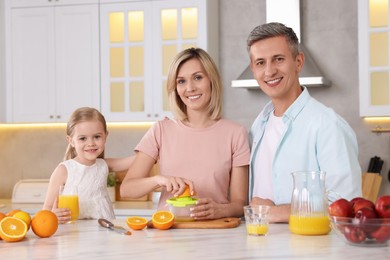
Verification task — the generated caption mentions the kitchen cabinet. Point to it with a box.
[99,0,218,122]
[5,0,100,122]
[358,0,390,116]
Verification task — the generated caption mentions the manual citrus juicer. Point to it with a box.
[166,185,198,222]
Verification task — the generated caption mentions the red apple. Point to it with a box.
[375,195,390,218]
[353,199,375,214]
[355,207,378,220]
[328,198,354,217]
[350,197,365,207]
[354,207,379,233]
[343,225,366,243]
[370,224,390,243]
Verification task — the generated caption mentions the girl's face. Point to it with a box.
[176,58,212,114]
[67,120,107,166]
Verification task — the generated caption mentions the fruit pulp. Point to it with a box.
[246,223,269,236]
[58,195,79,221]
[289,214,330,235]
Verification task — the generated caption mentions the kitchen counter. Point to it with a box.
[0,199,156,218]
[0,219,389,259]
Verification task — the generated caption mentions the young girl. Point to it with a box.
[43,107,134,223]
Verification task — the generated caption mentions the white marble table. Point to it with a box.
[0,219,389,259]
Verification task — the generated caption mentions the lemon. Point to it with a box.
[13,211,31,230]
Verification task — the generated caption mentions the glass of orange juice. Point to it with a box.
[243,205,271,236]
[58,185,79,223]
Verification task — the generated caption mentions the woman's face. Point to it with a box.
[175,58,212,114]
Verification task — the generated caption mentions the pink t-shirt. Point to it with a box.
[135,118,250,210]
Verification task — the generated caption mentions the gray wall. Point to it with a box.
[0,0,389,198]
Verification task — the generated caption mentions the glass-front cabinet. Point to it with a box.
[359,0,390,116]
[100,0,218,122]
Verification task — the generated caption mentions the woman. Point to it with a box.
[120,48,250,220]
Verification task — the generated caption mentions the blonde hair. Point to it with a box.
[166,48,222,121]
[64,107,107,160]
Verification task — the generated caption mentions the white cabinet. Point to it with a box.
[358,0,390,116]
[99,0,218,122]
[5,0,100,122]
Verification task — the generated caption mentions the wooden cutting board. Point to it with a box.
[147,217,241,229]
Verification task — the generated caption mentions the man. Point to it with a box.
[247,22,362,223]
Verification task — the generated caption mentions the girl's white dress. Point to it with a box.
[61,158,115,220]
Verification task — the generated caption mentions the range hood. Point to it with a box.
[232,0,331,88]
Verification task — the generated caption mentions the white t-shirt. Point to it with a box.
[253,112,286,200]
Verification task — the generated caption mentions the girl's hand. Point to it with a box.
[189,198,223,220]
[156,175,194,197]
[51,197,72,224]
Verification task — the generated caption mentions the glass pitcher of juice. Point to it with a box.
[289,171,330,235]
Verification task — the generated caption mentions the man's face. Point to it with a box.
[249,36,304,104]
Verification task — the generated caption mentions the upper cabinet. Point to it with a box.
[359,0,390,116]
[2,0,218,123]
[4,0,100,123]
[99,0,218,122]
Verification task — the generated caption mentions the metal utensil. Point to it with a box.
[98,218,131,235]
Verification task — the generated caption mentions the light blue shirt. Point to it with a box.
[249,87,362,205]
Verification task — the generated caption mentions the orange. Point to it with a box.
[179,185,196,198]
[13,211,31,231]
[6,209,21,217]
[31,210,58,238]
[0,217,28,242]
[152,211,174,230]
[126,216,148,230]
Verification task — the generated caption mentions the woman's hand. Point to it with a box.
[189,198,225,220]
[155,175,194,197]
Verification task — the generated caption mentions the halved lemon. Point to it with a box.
[152,211,175,230]
[0,217,28,242]
[126,216,148,230]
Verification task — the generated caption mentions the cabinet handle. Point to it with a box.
[154,114,159,117]
[147,114,151,117]
[50,115,54,119]
[56,115,61,119]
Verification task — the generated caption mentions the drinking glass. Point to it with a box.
[58,185,79,223]
[243,205,270,236]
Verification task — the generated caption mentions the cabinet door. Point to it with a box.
[151,0,212,120]
[100,0,217,122]
[100,2,155,122]
[9,4,100,122]
[11,7,56,122]
[55,4,100,122]
[359,0,390,116]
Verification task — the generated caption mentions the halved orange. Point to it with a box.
[178,185,196,198]
[126,216,148,230]
[0,212,5,240]
[0,217,28,242]
[152,211,175,230]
